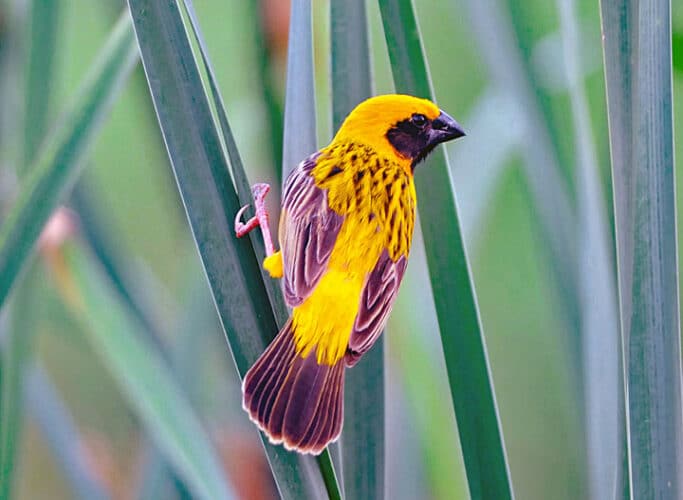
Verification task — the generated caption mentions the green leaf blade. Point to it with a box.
[282,0,317,182]
[601,0,683,496]
[0,281,37,500]
[22,0,60,170]
[331,0,373,131]
[378,1,514,498]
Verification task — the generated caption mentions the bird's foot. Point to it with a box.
[235,183,275,256]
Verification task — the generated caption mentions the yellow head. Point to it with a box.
[332,94,465,168]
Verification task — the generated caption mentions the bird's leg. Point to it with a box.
[234,183,275,256]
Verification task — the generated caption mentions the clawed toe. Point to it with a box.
[233,183,275,255]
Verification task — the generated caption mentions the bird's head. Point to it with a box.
[332,94,465,170]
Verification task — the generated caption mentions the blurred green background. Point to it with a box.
[0,0,681,498]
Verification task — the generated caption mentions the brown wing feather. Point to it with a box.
[345,249,408,367]
[280,153,344,307]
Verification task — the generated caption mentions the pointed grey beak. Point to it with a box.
[430,110,466,144]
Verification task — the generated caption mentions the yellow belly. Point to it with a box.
[292,270,362,364]
[292,215,384,365]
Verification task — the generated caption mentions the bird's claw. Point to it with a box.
[234,203,256,237]
[233,182,275,256]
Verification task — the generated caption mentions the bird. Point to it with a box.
[234,94,465,454]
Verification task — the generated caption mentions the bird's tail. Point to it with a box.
[242,319,345,454]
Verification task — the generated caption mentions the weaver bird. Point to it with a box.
[235,94,465,454]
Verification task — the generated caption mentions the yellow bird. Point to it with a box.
[235,94,465,454]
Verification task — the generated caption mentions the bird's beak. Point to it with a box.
[430,110,466,145]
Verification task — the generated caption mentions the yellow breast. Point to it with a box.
[291,142,416,365]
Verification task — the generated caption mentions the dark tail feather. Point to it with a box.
[242,319,345,454]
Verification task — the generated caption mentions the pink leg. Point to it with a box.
[234,183,275,256]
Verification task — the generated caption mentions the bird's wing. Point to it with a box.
[280,153,344,307]
[345,249,408,366]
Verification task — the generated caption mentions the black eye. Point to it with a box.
[410,113,428,128]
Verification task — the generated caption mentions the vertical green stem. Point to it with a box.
[600,0,682,496]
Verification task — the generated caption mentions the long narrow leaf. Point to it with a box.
[57,242,233,500]
[281,0,316,182]
[331,0,372,131]
[329,1,384,498]
[0,11,138,309]
[0,272,37,499]
[126,1,337,498]
[0,1,22,169]
[378,1,513,498]
[556,1,624,499]
[600,0,683,496]
[21,0,60,170]
[600,0,634,340]
[245,0,284,184]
